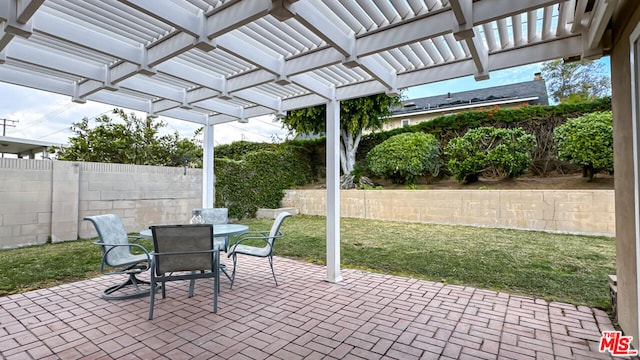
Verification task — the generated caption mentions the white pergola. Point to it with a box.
[0,0,616,282]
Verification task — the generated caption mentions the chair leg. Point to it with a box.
[229,253,237,290]
[188,271,202,298]
[102,273,152,300]
[268,256,278,286]
[149,277,156,320]
[188,278,195,298]
[219,264,232,282]
[214,251,219,313]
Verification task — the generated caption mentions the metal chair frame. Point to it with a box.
[227,212,291,289]
[148,224,220,320]
[84,214,156,300]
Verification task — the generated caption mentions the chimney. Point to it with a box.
[534,72,542,81]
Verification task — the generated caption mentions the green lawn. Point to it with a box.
[0,215,616,311]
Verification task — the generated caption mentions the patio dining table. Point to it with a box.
[139,223,249,252]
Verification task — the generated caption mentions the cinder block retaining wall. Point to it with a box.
[281,189,615,237]
[0,158,614,249]
[0,159,202,249]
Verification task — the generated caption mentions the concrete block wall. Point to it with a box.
[76,162,202,239]
[281,189,616,236]
[0,159,53,248]
[0,159,202,249]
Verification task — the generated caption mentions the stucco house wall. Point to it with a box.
[610,0,640,349]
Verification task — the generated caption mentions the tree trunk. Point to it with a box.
[339,129,362,188]
[584,164,595,182]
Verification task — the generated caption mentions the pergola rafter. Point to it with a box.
[0,0,611,126]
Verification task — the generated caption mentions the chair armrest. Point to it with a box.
[237,230,270,237]
[129,235,144,243]
[230,231,274,245]
[227,232,284,257]
[93,241,152,275]
[151,246,220,257]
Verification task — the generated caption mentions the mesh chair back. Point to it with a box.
[199,208,228,225]
[199,208,229,251]
[84,214,133,267]
[151,224,214,274]
[268,212,292,243]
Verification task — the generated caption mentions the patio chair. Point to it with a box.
[227,212,292,289]
[196,207,233,286]
[198,208,229,252]
[148,224,220,320]
[84,214,154,300]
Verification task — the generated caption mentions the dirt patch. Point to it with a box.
[299,173,614,191]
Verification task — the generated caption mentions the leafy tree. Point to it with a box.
[52,108,202,166]
[366,132,440,184]
[446,127,536,183]
[554,111,613,181]
[282,93,400,188]
[541,59,610,103]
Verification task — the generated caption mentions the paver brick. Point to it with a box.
[0,257,618,360]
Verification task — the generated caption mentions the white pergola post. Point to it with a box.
[326,98,342,283]
[202,116,215,208]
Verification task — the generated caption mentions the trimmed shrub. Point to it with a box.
[215,144,314,218]
[553,111,613,181]
[357,97,611,175]
[445,127,536,183]
[366,132,440,184]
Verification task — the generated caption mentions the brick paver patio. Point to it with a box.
[0,256,622,359]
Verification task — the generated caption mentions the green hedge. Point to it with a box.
[215,144,315,219]
[214,141,276,160]
[357,97,611,175]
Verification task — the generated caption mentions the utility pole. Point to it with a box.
[0,118,18,136]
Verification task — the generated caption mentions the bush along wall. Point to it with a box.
[212,97,611,218]
[357,97,611,176]
[214,143,316,219]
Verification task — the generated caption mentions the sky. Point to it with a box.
[0,57,610,150]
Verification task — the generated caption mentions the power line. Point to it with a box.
[255,117,284,128]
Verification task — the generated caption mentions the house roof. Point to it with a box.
[0,0,618,126]
[0,136,59,157]
[392,79,549,117]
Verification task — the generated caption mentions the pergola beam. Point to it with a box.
[4,0,572,125]
[584,0,617,54]
[115,0,201,37]
[205,34,583,124]
[16,0,44,23]
[34,13,140,64]
[287,1,353,57]
[0,0,594,128]
[450,0,489,80]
